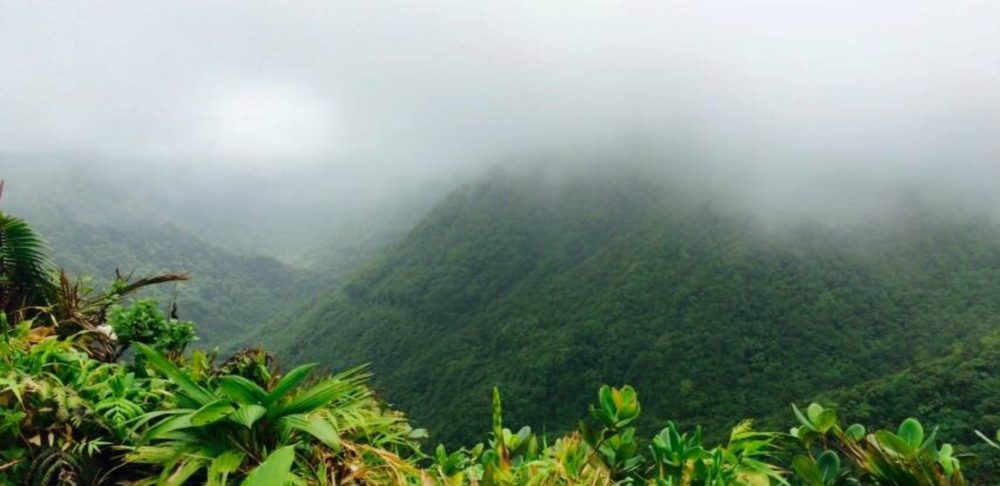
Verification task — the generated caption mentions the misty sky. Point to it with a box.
[1,1,999,185]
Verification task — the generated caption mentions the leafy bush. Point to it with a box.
[791,402,965,485]
[107,299,196,358]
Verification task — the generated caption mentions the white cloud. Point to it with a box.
[193,80,338,160]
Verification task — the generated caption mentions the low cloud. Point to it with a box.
[1,0,998,218]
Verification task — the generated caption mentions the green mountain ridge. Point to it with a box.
[267,169,1000,446]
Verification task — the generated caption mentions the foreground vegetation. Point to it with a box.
[2,209,999,484]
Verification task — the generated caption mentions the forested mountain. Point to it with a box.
[267,168,1000,447]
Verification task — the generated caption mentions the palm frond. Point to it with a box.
[0,212,56,318]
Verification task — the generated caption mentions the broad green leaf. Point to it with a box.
[128,409,190,437]
[938,443,959,476]
[806,403,825,424]
[816,450,840,484]
[137,343,215,406]
[616,386,640,426]
[143,412,195,442]
[242,445,296,486]
[162,457,208,486]
[207,450,246,486]
[897,418,924,449]
[792,404,814,431]
[599,386,615,420]
[265,363,318,407]
[273,378,354,417]
[939,443,953,461]
[875,430,915,458]
[219,375,267,405]
[230,404,268,428]
[814,409,837,433]
[845,423,866,441]
[282,414,341,452]
[190,399,236,426]
[792,455,823,484]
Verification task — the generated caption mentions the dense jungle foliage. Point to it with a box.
[263,170,1000,453]
[0,206,993,484]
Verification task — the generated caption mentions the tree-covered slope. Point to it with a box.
[34,210,325,348]
[1,166,327,349]
[269,170,1000,445]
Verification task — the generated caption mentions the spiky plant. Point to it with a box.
[0,211,56,320]
[128,344,423,485]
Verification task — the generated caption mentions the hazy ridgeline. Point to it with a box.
[4,150,1000,367]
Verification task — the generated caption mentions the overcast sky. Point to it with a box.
[1,1,998,184]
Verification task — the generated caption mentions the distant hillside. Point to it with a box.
[32,211,324,349]
[268,168,1000,445]
[1,163,328,349]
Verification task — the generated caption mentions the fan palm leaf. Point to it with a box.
[0,212,56,317]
